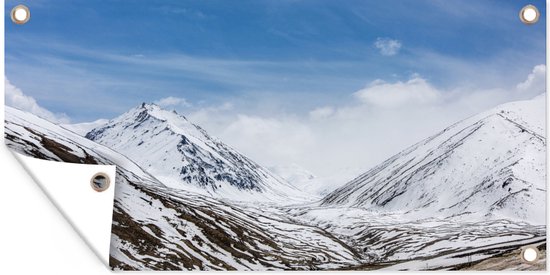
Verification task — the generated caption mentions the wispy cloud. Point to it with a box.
[517,64,546,92]
[374,38,402,56]
[309,106,335,120]
[154,96,191,108]
[189,65,546,183]
[354,76,439,107]
[5,78,70,123]
[4,0,545,185]
[155,5,208,19]
[6,32,544,126]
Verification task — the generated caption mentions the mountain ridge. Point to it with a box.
[321,94,546,225]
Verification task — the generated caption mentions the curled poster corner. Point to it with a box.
[11,152,116,266]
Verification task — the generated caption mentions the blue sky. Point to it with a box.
[4,0,548,179]
[5,0,546,121]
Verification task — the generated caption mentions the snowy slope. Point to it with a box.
[5,106,159,185]
[62,119,109,136]
[322,95,546,224]
[86,103,309,202]
[110,182,362,270]
[4,106,362,270]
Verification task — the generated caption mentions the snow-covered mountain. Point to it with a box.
[5,106,160,185]
[322,95,546,225]
[5,102,545,270]
[85,103,308,202]
[4,106,362,270]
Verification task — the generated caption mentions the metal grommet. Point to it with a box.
[519,5,540,25]
[520,246,540,263]
[10,5,31,25]
[90,172,111,192]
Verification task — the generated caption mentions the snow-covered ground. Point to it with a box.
[276,204,545,270]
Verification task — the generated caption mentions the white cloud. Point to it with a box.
[374,38,402,56]
[186,101,234,125]
[154,96,191,108]
[220,115,315,166]
[354,77,440,107]
[517,64,546,93]
[309,106,335,120]
[5,78,70,123]
[183,65,545,187]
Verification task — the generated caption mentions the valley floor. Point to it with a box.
[231,202,546,271]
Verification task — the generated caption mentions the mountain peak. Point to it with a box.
[139,102,159,109]
[85,103,307,202]
[131,102,189,125]
[138,102,161,112]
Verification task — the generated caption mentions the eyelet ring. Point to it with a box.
[520,246,540,263]
[90,172,111,192]
[11,5,31,25]
[519,5,540,25]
